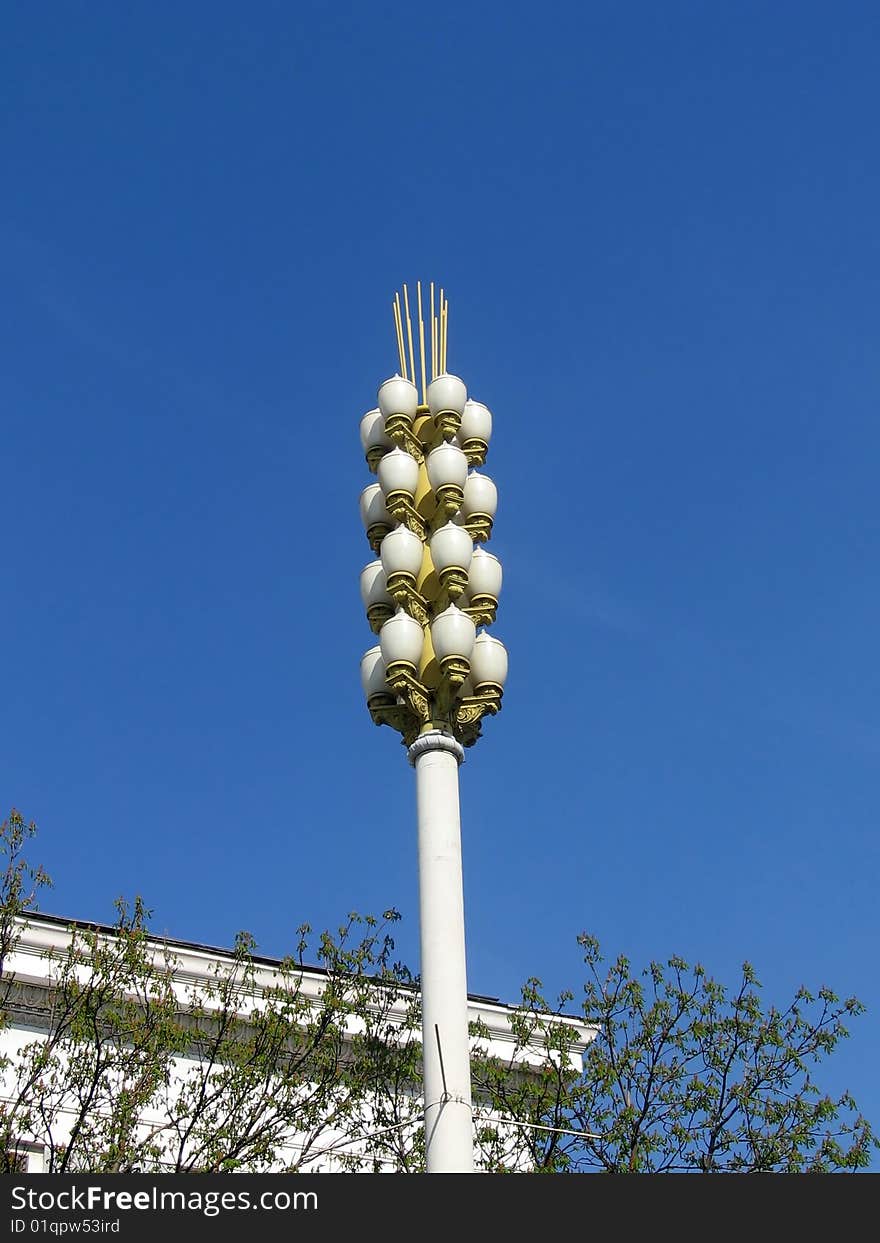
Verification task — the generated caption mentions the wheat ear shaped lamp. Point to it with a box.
[356,283,508,1173]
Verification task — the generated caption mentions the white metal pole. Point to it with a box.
[408,729,474,1173]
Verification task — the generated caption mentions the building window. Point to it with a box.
[4,1144,44,1173]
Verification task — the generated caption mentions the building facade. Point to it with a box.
[1,913,593,1173]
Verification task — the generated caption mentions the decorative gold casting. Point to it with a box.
[434,409,462,441]
[459,513,493,543]
[385,574,430,628]
[453,685,503,748]
[385,423,425,462]
[436,566,468,600]
[367,693,421,747]
[366,521,392,555]
[462,594,498,629]
[362,284,503,749]
[366,603,394,635]
[384,664,432,730]
[433,483,465,519]
[384,492,428,541]
[460,437,488,467]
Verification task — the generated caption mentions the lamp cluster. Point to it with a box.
[358,371,508,748]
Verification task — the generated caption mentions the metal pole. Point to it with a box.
[408,729,474,1173]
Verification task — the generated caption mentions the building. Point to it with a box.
[1,912,594,1173]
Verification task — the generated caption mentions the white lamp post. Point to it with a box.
[357,283,508,1173]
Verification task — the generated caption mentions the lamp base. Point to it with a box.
[462,593,497,628]
[459,512,493,543]
[385,573,429,627]
[438,567,469,600]
[439,655,470,687]
[385,491,427,540]
[434,484,465,519]
[366,521,392,554]
[366,603,394,635]
[434,410,462,441]
[385,414,425,462]
[460,436,488,467]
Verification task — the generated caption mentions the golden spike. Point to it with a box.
[392,297,400,376]
[441,295,446,374]
[439,288,445,376]
[441,294,448,374]
[393,293,407,378]
[392,293,400,377]
[417,280,427,405]
[403,283,416,392]
[444,295,449,373]
[430,281,437,382]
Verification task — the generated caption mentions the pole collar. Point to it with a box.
[407,730,465,767]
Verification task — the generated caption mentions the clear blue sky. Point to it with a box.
[3,2,878,1153]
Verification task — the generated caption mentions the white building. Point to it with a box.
[1,912,594,1173]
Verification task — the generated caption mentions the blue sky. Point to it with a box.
[3,2,878,1155]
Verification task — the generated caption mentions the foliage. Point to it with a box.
[0,809,422,1172]
[1,809,875,1172]
[0,809,50,982]
[473,936,877,1172]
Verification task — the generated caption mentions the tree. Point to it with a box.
[1,809,876,1172]
[0,809,50,984]
[0,809,423,1173]
[472,937,877,1172]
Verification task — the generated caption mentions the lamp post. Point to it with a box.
[358,283,508,1173]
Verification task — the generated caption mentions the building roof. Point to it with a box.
[7,911,597,1072]
[24,908,503,1005]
